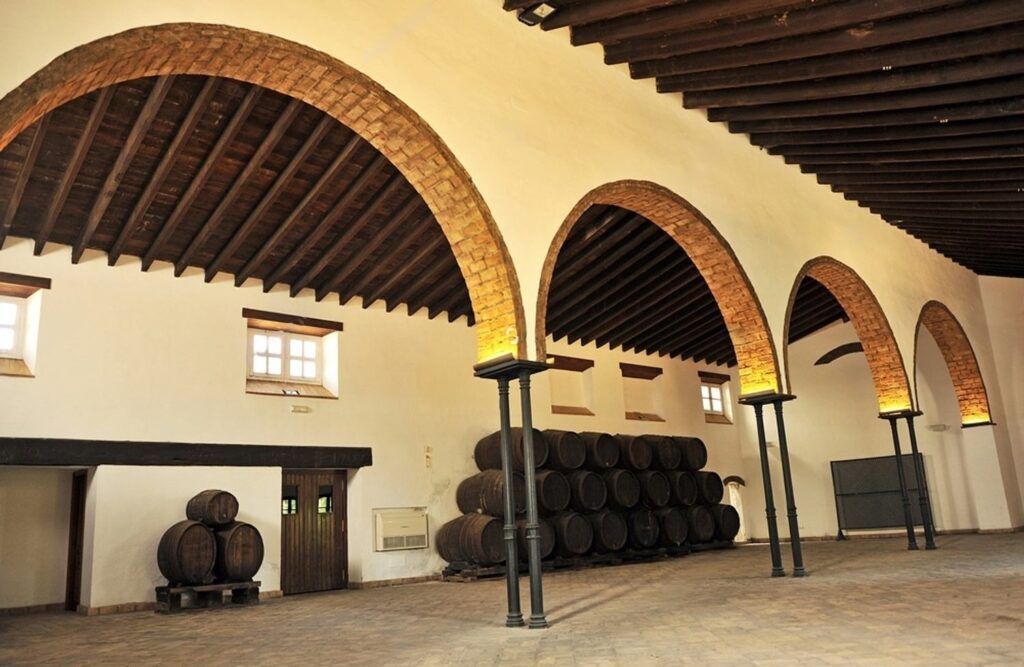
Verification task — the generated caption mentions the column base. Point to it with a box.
[792,568,807,577]
[506,616,525,628]
[528,616,549,629]
[771,569,786,578]
[907,543,919,551]
[925,543,937,550]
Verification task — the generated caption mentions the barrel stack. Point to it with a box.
[440,429,741,577]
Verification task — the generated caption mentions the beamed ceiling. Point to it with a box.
[505,0,1024,278]
[0,75,474,324]
[548,205,846,366]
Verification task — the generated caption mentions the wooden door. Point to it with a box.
[65,470,87,611]
[281,470,348,595]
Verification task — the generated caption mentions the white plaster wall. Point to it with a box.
[0,467,72,609]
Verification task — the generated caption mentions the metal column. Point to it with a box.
[904,412,937,550]
[772,396,806,576]
[518,368,548,629]
[744,398,785,577]
[496,376,523,626]
[883,414,919,550]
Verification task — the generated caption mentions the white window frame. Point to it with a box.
[0,295,25,360]
[700,382,725,416]
[247,328,323,385]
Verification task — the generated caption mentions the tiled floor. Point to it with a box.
[2,533,1023,665]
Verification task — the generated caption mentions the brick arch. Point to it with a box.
[536,180,781,397]
[0,23,525,363]
[784,257,912,413]
[915,301,992,425]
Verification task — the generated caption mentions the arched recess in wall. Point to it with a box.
[0,23,526,363]
[535,180,781,397]
[783,257,913,414]
[915,301,992,426]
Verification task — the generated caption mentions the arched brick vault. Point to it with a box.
[536,180,781,397]
[784,257,913,414]
[0,23,526,363]
[915,301,992,425]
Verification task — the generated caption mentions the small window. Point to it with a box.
[0,272,49,378]
[282,485,298,515]
[0,296,24,360]
[317,485,334,514]
[548,355,596,416]
[621,363,665,422]
[248,329,321,383]
[699,371,732,425]
[243,308,342,399]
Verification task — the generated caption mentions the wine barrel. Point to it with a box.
[603,469,641,510]
[474,428,549,471]
[711,504,741,541]
[686,505,715,543]
[516,518,556,561]
[674,436,708,472]
[652,436,683,470]
[567,470,607,513]
[695,471,724,505]
[185,489,238,527]
[667,470,699,506]
[542,430,587,470]
[157,520,216,585]
[436,514,504,564]
[214,521,264,582]
[627,509,659,549]
[579,432,620,469]
[551,512,594,557]
[616,434,654,471]
[587,510,628,553]
[655,507,689,547]
[638,470,671,508]
[536,470,571,514]
[456,470,526,518]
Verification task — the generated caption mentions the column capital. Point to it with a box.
[962,420,998,429]
[474,355,549,380]
[878,409,922,421]
[738,391,796,406]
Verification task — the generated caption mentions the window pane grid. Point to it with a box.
[700,381,726,415]
[248,328,322,384]
[0,297,24,359]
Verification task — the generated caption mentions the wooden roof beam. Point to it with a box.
[338,212,434,305]
[73,76,175,264]
[0,116,48,249]
[753,116,1024,148]
[776,131,1024,157]
[140,85,262,271]
[794,145,1024,165]
[360,235,445,309]
[541,0,680,31]
[819,169,1024,186]
[836,182,1024,194]
[35,86,114,255]
[107,78,218,266]
[806,156,1024,175]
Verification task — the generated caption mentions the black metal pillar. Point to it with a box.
[741,397,785,577]
[882,414,918,550]
[496,377,523,626]
[904,412,936,550]
[772,396,806,577]
[517,368,548,629]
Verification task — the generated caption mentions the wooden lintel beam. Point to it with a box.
[140,85,262,271]
[108,77,219,266]
[0,115,48,249]
[35,86,115,255]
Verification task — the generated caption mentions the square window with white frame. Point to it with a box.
[0,295,25,360]
[700,383,724,414]
[698,371,732,424]
[248,329,322,383]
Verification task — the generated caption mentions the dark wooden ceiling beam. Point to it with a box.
[140,85,262,271]
[682,322,735,364]
[642,306,726,357]
[729,96,1024,133]
[570,0,802,46]
[819,169,1024,186]
[235,133,363,286]
[503,0,541,10]
[550,215,647,289]
[685,52,1024,108]
[260,152,388,291]
[657,22,1024,93]
[775,130,1024,157]
[0,116,48,249]
[623,296,722,354]
[621,0,1016,73]
[428,279,470,320]
[73,76,175,264]
[407,271,463,318]
[391,256,456,315]
[548,243,682,331]
[557,207,633,265]
[596,281,716,348]
[886,217,1024,230]
[174,98,303,276]
[338,212,434,305]
[806,156,1024,174]
[895,224,1024,243]
[542,0,680,31]
[708,78,1024,122]
[314,194,424,301]
[836,181,1024,194]
[796,145,1024,165]
[361,235,445,309]
[288,173,405,297]
[852,191,1024,203]
[34,86,115,255]
[752,115,1024,147]
[107,77,219,266]
[205,114,333,282]
[870,206,1024,219]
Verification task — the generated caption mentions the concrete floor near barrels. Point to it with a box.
[3,533,1024,665]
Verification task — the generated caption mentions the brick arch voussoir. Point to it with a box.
[915,301,992,425]
[0,22,526,363]
[536,180,781,397]
[784,256,913,413]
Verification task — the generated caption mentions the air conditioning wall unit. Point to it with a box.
[374,507,429,552]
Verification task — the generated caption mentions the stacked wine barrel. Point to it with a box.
[157,490,265,586]
[439,430,741,573]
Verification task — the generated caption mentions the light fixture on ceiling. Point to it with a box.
[517,3,556,26]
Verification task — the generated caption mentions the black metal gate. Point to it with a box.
[831,453,929,538]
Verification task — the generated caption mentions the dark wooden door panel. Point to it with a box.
[282,470,347,595]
